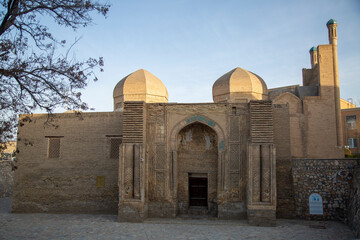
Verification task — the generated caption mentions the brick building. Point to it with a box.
[12,19,348,225]
[342,108,360,154]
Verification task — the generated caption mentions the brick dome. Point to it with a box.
[212,67,268,103]
[113,69,168,110]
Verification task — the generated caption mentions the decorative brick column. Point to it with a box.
[118,102,147,222]
[247,101,277,226]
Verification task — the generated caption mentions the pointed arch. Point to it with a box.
[170,115,225,151]
[169,114,226,216]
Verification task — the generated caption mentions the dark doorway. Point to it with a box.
[177,122,218,215]
[189,176,208,207]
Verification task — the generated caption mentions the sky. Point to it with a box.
[52,0,360,112]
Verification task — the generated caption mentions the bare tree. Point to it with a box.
[0,0,110,150]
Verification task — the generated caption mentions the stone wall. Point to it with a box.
[0,161,14,198]
[292,159,359,222]
[349,166,360,238]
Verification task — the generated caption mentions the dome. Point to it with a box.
[212,67,268,103]
[326,19,337,26]
[113,69,168,110]
[309,46,317,52]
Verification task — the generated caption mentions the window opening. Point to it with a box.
[110,138,122,159]
[346,115,356,129]
[348,138,358,148]
[47,137,61,158]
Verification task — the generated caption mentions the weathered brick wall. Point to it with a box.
[146,104,168,203]
[165,103,248,219]
[273,104,294,218]
[292,159,359,221]
[147,103,250,219]
[227,103,249,204]
[349,166,360,238]
[302,45,343,159]
[177,123,218,215]
[12,112,122,214]
[0,161,14,198]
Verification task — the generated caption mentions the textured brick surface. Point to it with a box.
[273,104,295,218]
[0,161,14,198]
[123,102,144,143]
[269,42,343,159]
[247,101,277,226]
[12,112,122,213]
[248,209,276,227]
[249,101,273,143]
[177,123,218,215]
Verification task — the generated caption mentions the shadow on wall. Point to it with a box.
[0,160,14,214]
[349,166,360,238]
[0,197,12,213]
[0,161,14,198]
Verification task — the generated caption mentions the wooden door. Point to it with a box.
[189,177,208,207]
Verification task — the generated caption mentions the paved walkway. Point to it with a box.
[0,198,356,240]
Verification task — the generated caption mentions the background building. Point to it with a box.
[342,108,360,154]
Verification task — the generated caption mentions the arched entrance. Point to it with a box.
[176,122,218,215]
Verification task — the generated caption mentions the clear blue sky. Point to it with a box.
[53,0,360,112]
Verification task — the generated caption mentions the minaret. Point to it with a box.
[327,19,342,147]
[309,46,318,68]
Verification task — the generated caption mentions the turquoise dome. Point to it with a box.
[309,46,317,52]
[326,19,337,26]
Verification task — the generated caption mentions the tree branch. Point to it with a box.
[0,0,19,36]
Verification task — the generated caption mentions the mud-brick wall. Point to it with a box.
[292,159,359,221]
[12,112,122,214]
[349,166,360,238]
[0,161,14,198]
